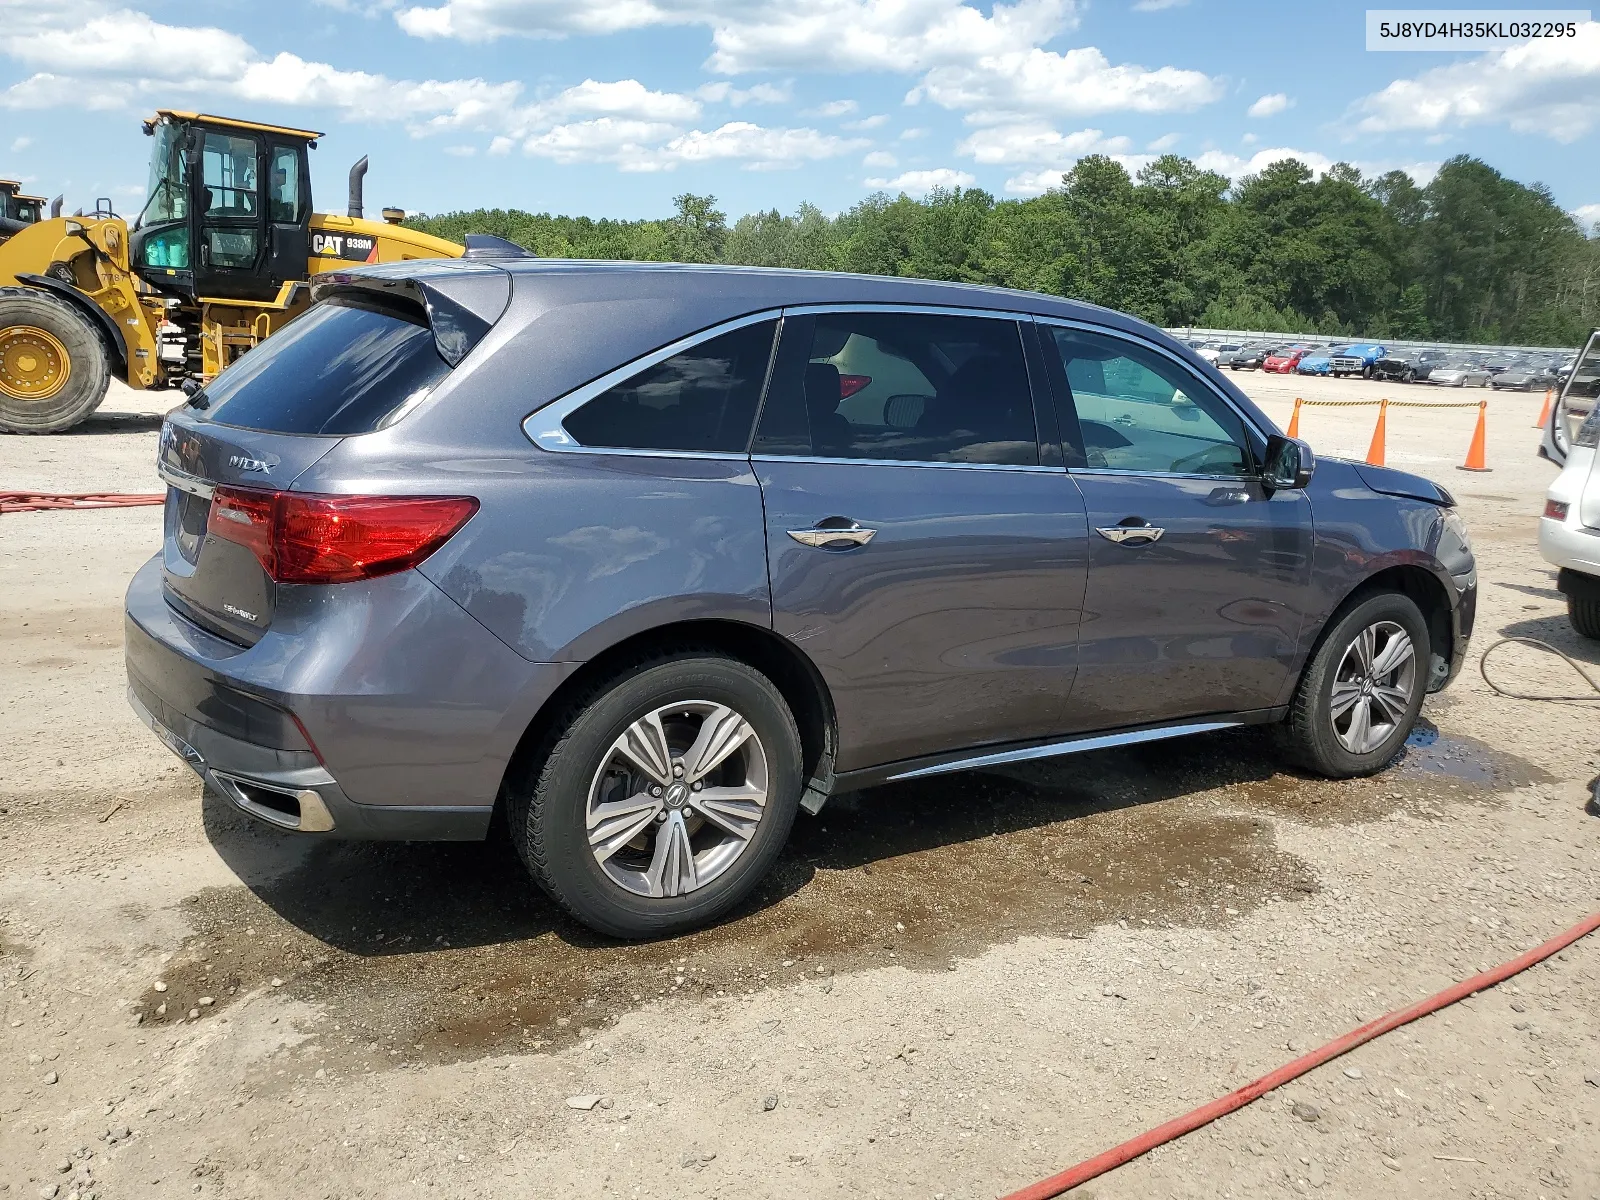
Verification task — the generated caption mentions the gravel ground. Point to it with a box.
[2,372,1596,1200]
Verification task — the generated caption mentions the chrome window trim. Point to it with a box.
[782,302,1037,322]
[750,453,1061,474]
[521,309,783,457]
[159,462,215,499]
[1031,314,1271,465]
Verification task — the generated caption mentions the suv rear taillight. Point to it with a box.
[207,488,478,584]
[1544,499,1569,521]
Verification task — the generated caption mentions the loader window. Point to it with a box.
[269,145,303,224]
[137,123,188,228]
[203,132,258,217]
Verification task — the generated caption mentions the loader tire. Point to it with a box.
[0,287,112,434]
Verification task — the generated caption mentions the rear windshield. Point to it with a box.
[194,295,450,435]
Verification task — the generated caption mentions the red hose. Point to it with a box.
[1001,909,1600,1200]
[1,491,165,513]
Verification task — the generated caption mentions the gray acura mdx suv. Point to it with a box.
[127,259,1476,937]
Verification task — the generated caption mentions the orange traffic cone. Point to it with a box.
[1458,401,1490,472]
[1365,399,1388,467]
[1533,388,1553,429]
[1286,398,1302,439]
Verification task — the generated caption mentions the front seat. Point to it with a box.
[804,363,852,456]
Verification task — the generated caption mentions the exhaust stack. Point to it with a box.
[347,156,369,219]
[49,195,63,219]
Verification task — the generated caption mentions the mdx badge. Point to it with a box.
[228,455,274,473]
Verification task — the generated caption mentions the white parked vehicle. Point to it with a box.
[1539,330,1600,638]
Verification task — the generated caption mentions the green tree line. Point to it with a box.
[409,154,1600,346]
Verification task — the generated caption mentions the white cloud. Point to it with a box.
[808,98,858,117]
[1002,155,1152,194]
[1572,203,1600,232]
[1246,92,1290,119]
[521,118,865,171]
[522,118,683,166]
[1132,0,1188,9]
[1190,147,1442,186]
[707,0,1072,74]
[911,45,1224,123]
[1146,131,1178,151]
[844,113,889,130]
[1353,20,1600,142]
[695,80,792,106]
[958,123,1131,164]
[862,149,898,168]
[9,136,30,151]
[392,0,1078,73]
[865,167,978,192]
[443,144,477,156]
[899,127,929,139]
[649,122,867,170]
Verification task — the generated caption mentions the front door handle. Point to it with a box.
[787,520,878,549]
[1095,521,1165,546]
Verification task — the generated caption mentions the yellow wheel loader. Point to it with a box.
[0,111,471,433]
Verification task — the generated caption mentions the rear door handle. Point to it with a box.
[1096,521,1165,546]
[787,521,878,549]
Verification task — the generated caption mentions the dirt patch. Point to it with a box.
[134,730,1329,1072]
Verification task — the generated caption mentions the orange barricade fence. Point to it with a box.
[1282,397,1490,472]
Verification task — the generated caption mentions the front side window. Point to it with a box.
[753,311,1038,466]
[1045,327,1251,477]
[562,320,777,453]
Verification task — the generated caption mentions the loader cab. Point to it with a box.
[131,111,318,303]
[1,181,44,226]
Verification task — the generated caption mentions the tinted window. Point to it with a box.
[198,296,451,435]
[1045,327,1251,477]
[563,320,776,453]
[754,311,1038,466]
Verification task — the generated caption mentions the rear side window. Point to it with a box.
[197,296,451,435]
[753,311,1038,466]
[563,320,777,453]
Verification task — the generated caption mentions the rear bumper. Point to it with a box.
[126,684,491,839]
[124,553,569,840]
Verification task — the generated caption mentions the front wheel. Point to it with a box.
[0,287,112,433]
[509,653,803,938]
[1279,592,1430,777]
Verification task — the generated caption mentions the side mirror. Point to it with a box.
[1263,434,1315,492]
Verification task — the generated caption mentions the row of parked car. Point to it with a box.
[1186,339,1576,390]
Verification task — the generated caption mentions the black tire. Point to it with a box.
[508,652,803,939]
[0,287,111,433]
[1402,368,1415,383]
[1361,364,1374,379]
[1569,595,1600,641]
[1278,591,1430,778]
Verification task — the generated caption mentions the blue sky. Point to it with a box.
[3,0,1597,228]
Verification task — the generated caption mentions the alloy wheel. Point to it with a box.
[585,701,770,898]
[1329,620,1417,754]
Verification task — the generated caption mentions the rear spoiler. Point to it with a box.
[311,263,511,366]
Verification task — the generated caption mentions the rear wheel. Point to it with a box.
[1279,592,1430,777]
[0,287,112,433]
[1569,595,1600,640]
[509,653,803,938]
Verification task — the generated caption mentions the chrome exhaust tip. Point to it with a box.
[211,772,335,833]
